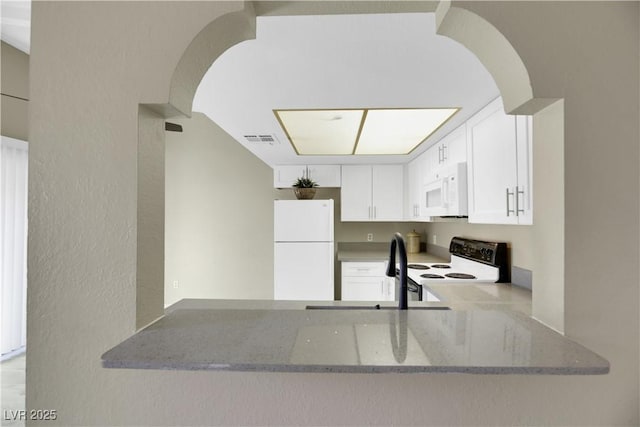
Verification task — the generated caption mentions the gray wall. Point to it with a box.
[1,41,28,140]
[27,2,638,426]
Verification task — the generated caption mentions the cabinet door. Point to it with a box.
[423,144,440,184]
[342,277,385,301]
[423,124,467,184]
[467,98,519,224]
[382,277,395,301]
[515,116,533,224]
[406,158,421,220]
[443,124,467,165]
[406,153,430,221]
[273,165,306,188]
[307,165,342,187]
[372,165,404,221]
[341,165,372,221]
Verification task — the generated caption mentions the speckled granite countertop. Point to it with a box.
[102,299,608,375]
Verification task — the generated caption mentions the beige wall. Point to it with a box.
[1,41,28,140]
[165,113,274,305]
[136,106,166,328]
[27,1,638,426]
[530,100,564,330]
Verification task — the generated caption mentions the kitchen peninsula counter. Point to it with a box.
[102,299,609,375]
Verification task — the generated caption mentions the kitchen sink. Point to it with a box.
[305,305,450,310]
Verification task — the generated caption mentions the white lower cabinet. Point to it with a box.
[341,262,395,301]
[466,97,533,225]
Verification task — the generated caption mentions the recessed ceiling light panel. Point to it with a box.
[275,109,363,155]
[355,108,459,155]
[274,107,459,156]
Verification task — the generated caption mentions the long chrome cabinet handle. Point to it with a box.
[506,188,515,216]
[516,186,525,215]
[368,206,372,219]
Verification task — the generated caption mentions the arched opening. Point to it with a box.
[137,2,565,334]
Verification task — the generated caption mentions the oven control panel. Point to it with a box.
[449,237,507,267]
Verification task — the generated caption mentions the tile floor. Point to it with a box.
[1,353,25,427]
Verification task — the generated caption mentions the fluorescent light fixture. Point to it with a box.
[274,107,459,156]
[355,108,459,155]
[274,109,364,155]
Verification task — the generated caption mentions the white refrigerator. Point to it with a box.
[274,199,334,301]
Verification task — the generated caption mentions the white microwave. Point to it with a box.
[423,162,468,217]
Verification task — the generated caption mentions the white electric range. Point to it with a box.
[406,237,509,301]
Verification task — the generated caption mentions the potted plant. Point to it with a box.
[292,176,318,199]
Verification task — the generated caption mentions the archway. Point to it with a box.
[137,1,565,334]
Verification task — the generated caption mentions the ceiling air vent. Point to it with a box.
[243,134,279,145]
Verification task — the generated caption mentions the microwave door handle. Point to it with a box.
[441,178,449,207]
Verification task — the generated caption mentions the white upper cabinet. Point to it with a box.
[372,165,404,220]
[405,152,430,221]
[274,165,306,188]
[341,165,404,221]
[341,165,372,220]
[423,124,467,183]
[306,165,342,187]
[466,98,533,225]
[273,165,341,188]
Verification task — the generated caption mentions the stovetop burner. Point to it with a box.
[420,273,445,279]
[431,264,451,269]
[445,272,477,279]
[407,264,430,270]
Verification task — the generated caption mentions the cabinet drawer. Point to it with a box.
[341,277,386,301]
[342,262,387,277]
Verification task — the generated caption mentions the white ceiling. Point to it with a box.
[1,0,30,53]
[193,13,500,167]
[0,8,499,165]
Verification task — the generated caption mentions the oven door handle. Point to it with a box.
[407,277,423,301]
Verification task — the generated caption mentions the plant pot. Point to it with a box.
[293,188,317,200]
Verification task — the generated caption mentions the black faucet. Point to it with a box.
[386,232,408,310]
